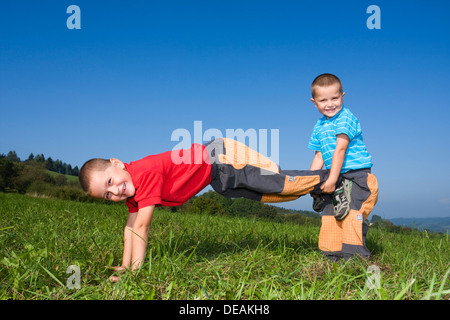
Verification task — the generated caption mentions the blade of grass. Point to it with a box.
[435,267,450,300]
[422,273,436,300]
[39,263,65,288]
[394,278,416,300]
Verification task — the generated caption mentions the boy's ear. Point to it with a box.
[310,98,318,107]
[110,158,125,169]
[342,92,346,97]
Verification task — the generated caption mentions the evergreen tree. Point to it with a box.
[45,157,55,171]
[6,151,20,162]
[61,163,68,175]
[55,160,62,174]
[72,166,79,176]
[0,158,17,191]
[35,154,45,162]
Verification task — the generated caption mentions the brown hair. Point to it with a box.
[311,73,343,98]
[78,158,111,194]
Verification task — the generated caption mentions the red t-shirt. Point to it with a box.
[124,143,212,212]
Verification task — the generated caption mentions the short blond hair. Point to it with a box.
[78,158,111,194]
[311,73,343,98]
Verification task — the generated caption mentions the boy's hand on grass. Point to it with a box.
[107,266,127,283]
[110,266,126,272]
[109,275,121,283]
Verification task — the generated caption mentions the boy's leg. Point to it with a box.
[318,169,378,261]
[207,138,328,203]
[318,198,344,260]
[206,138,267,201]
[340,169,379,260]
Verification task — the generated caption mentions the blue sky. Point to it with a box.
[1,1,450,218]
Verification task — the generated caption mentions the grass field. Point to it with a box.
[0,192,449,300]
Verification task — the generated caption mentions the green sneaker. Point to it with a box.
[333,179,352,221]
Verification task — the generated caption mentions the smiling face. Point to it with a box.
[88,159,136,202]
[311,83,346,119]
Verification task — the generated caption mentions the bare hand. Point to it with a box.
[109,266,126,272]
[107,266,127,283]
[320,179,336,194]
[109,275,121,283]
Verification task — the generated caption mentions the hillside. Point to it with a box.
[45,170,79,183]
[389,217,450,234]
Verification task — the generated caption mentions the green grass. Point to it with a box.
[0,192,449,300]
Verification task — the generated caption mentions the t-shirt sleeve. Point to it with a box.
[307,124,321,151]
[335,113,359,140]
[134,171,164,209]
[126,197,139,213]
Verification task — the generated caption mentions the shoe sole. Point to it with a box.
[335,179,352,221]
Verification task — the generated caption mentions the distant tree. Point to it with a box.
[55,160,62,174]
[12,162,48,194]
[258,204,278,220]
[61,163,68,175]
[200,190,233,210]
[191,197,224,215]
[6,151,20,162]
[45,157,55,171]
[72,166,79,176]
[229,198,262,217]
[0,158,17,191]
[371,214,383,224]
[35,154,45,162]
[26,153,35,162]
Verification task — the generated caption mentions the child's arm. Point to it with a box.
[110,211,137,275]
[109,206,155,282]
[310,151,324,170]
[121,211,138,268]
[130,205,155,270]
[320,134,350,194]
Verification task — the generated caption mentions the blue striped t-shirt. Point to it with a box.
[308,106,373,173]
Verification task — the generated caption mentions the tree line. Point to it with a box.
[0,150,79,176]
[0,153,91,202]
[163,190,323,226]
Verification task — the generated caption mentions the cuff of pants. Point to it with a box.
[318,210,370,260]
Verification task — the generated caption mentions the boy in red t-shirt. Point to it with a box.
[79,138,329,280]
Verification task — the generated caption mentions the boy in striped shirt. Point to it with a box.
[308,73,379,261]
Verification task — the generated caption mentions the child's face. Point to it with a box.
[311,83,345,119]
[89,159,136,202]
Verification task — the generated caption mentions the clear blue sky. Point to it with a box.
[1,1,450,218]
